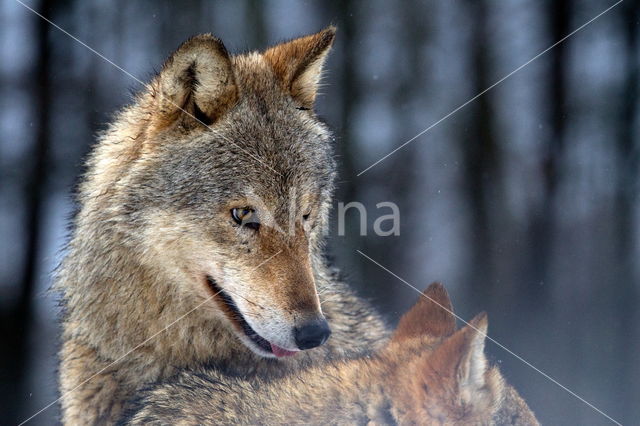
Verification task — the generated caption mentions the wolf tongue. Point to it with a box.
[270,343,298,358]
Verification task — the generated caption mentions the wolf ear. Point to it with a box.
[263,26,336,109]
[392,282,456,342]
[428,313,491,402]
[153,34,238,129]
[402,313,502,422]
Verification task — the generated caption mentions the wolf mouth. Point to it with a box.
[205,276,296,357]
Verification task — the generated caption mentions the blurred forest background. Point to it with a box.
[1,0,638,424]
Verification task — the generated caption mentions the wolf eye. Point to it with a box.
[302,212,311,221]
[231,208,260,230]
[231,207,252,224]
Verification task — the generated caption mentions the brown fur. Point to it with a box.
[57,27,390,424]
[264,26,335,108]
[122,283,539,425]
[393,282,455,341]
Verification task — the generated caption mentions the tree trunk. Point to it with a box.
[526,0,570,303]
[463,0,500,308]
[0,0,52,422]
[614,0,639,417]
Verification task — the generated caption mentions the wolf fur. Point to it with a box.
[57,27,390,424]
[122,283,539,425]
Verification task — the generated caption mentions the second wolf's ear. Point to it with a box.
[392,282,456,342]
[153,34,238,129]
[428,313,492,401]
[263,26,336,109]
[401,313,503,422]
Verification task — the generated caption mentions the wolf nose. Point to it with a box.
[294,318,331,350]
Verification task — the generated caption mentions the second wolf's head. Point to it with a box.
[85,28,338,358]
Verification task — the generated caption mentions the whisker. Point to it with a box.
[320,294,341,306]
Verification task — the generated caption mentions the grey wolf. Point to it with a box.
[57,27,390,424]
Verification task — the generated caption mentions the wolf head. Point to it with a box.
[88,28,338,358]
[381,283,538,425]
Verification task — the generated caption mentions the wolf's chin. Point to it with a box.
[204,276,298,359]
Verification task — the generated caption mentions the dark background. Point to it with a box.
[1,0,638,424]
